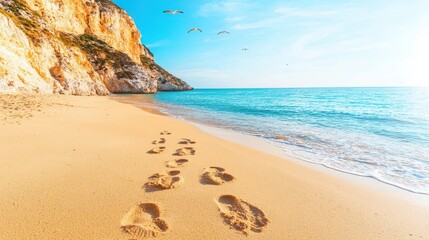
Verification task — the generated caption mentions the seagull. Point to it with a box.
[242,48,249,51]
[163,10,184,14]
[188,28,202,33]
[217,31,230,35]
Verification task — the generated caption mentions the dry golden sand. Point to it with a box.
[1,94,429,239]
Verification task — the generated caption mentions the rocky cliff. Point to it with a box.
[0,0,192,95]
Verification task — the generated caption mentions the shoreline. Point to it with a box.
[1,93,429,239]
[192,123,429,206]
[115,94,429,204]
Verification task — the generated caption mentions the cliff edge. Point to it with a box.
[0,0,192,95]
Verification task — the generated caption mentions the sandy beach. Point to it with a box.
[1,94,429,240]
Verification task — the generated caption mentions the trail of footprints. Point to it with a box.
[144,170,184,191]
[201,167,235,185]
[216,195,270,235]
[121,203,169,238]
[166,159,188,168]
[121,130,269,238]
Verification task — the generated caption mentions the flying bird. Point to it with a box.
[163,10,184,14]
[188,28,202,33]
[242,48,249,51]
[217,31,230,35]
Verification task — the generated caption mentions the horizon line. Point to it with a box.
[189,86,429,90]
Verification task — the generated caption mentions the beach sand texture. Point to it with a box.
[1,94,429,239]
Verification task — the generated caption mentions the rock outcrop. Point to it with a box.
[0,0,192,95]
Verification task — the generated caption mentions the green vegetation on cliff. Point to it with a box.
[0,0,45,46]
[94,0,120,10]
[59,32,138,79]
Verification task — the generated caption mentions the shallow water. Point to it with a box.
[126,87,429,194]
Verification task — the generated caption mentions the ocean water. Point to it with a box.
[143,88,429,194]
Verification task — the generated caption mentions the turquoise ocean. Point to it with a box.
[134,87,429,194]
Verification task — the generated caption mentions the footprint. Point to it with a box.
[121,203,168,238]
[152,138,166,145]
[215,195,269,235]
[147,147,166,154]
[174,147,196,156]
[160,131,171,135]
[178,138,196,145]
[144,170,184,191]
[201,167,235,185]
[166,159,189,168]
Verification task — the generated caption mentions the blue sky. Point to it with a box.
[113,0,429,88]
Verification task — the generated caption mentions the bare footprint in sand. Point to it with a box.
[174,147,196,156]
[166,159,189,168]
[178,138,196,144]
[144,170,184,191]
[152,138,166,145]
[147,147,166,154]
[201,167,235,185]
[121,203,168,238]
[215,195,269,235]
[160,131,171,135]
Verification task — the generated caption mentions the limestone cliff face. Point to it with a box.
[0,0,192,95]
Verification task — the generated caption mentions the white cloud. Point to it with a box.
[232,16,284,30]
[224,16,245,22]
[274,7,337,18]
[231,6,339,30]
[289,27,340,59]
[197,0,252,17]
